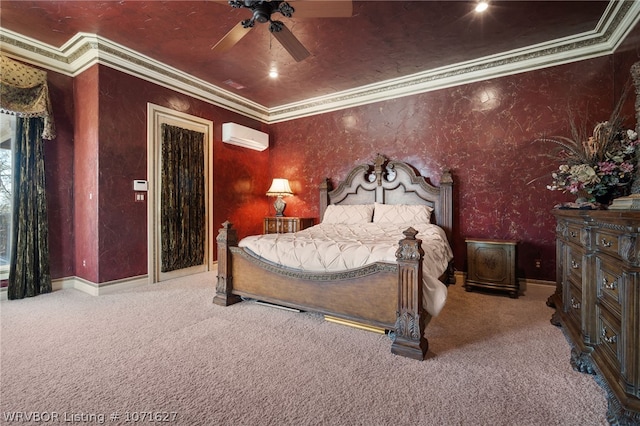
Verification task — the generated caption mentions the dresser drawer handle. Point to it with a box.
[601,327,617,344]
[571,259,579,269]
[603,277,617,290]
[569,231,577,238]
[600,238,612,248]
[570,297,581,309]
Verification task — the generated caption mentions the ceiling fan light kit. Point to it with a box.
[212,0,352,62]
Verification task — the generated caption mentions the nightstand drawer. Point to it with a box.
[263,217,314,234]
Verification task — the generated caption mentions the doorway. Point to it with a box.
[147,104,213,283]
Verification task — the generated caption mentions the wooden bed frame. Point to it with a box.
[214,154,454,360]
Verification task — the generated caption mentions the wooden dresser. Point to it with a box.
[551,209,640,424]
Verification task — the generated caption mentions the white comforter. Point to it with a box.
[238,223,453,317]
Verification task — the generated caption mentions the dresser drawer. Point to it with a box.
[597,305,621,371]
[565,282,583,326]
[596,256,622,316]
[595,229,620,259]
[565,223,583,245]
[563,244,583,283]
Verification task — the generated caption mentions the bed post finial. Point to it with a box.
[438,168,453,242]
[213,221,242,306]
[392,227,428,360]
[319,178,331,222]
[373,153,388,186]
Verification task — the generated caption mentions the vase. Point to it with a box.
[595,187,629,206]
[595,193,614,206]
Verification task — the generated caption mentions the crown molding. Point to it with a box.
[0,29,270,122]
[1,0,638,124]
[268,0,640,122]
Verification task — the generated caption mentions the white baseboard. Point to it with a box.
[64,275,150,296]
[1,275,149,300]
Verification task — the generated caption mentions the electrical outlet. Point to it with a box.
[535,259,541,268]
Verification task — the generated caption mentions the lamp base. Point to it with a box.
[273,196,287,217]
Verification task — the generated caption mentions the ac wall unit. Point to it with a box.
[222,122,269,151]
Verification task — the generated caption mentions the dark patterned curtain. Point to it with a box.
[8,117,51,299]
[161,124,205,272]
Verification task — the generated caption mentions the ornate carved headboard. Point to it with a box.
[319,154,454,241]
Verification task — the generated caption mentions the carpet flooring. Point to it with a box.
[0,271,608,425]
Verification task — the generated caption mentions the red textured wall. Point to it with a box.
[73,65,100,283]
[43,65,269,283]
[269,55,638,282]
[94,66,268,283]
[41,34,639,285]
[44,72,75,279]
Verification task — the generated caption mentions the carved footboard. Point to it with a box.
[213,221,430,361]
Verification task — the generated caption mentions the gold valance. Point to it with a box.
[0,55,56,140]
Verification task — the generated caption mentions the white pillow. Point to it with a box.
[322,204,374,224]
[373,202,433,224]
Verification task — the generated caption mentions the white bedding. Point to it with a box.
[238,223,453,317]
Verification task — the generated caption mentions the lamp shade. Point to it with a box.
[266,178,293,196]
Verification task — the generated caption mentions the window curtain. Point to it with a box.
[0,54,55,299]
[8,118,51,299]
[160,124,205,272]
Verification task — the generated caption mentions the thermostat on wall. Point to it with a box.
[133,180,148,191]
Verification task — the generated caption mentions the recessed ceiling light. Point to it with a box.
[269,70,278,78]
[475,1,489,12]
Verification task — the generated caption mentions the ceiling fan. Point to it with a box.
[212,0,353,62]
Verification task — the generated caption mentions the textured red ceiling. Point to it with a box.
[0,1,609,107]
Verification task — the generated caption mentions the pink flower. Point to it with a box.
[567,182,583,194]
[598,161,617,174]
[620,162,634,173]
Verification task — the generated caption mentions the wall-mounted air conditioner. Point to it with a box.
[222,122,269,151]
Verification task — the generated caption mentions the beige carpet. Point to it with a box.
[0,271,607,425]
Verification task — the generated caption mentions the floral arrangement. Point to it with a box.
[542,119,639,203]
[539,86,640,205]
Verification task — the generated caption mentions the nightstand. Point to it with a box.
[263,217,314,234]
[465,238,518,298]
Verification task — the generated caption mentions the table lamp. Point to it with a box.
[266,178,293,217]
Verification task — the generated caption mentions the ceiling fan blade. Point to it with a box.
[290,0,353,18]
[211,21,253,53]
[272,23,311,62]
